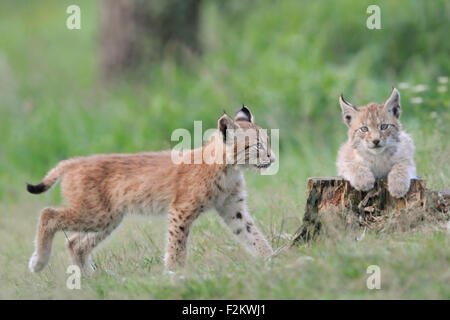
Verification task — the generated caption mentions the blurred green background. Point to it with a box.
[0,0,448,200]
[0,0,449,300]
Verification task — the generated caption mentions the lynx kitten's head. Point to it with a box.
[339,88,403,155]
[217,106,275,169]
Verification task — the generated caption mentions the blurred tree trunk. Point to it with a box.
[100,0,201,79]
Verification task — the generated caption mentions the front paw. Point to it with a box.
[349,172,375,192]
[29,252,45,273]
[261,246,274,259]
[81,261,96,275]
[388,176,411,198]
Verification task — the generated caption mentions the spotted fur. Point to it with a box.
[27,106,275,273]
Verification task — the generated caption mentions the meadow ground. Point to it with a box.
[1,178,449,299]
[0,0,449,299]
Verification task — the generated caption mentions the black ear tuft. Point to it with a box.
[340,94,353,107]
[234,105,254,122]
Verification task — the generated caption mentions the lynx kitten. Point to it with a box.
[27,106,275,273]
[337,88,416,198]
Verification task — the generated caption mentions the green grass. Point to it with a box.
[0,0,449,299]
[1,195,449,299]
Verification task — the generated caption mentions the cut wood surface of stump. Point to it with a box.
[292,177,449,244]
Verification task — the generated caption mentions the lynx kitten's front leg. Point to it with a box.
[164,206,197,271]
[341,164,375,192]
[388,162,412,198]
[216,194,273,258]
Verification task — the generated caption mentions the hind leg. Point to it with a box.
[67,232,96,273]
[29,207,76,273]
[164,206,197,271]
[66,229,114,274]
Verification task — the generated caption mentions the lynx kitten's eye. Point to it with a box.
[380,124,390,130]
[360,126,369,132]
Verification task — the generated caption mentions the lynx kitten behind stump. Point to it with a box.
[336,88,416,198]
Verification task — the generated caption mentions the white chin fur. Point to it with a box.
[367,147,385,154]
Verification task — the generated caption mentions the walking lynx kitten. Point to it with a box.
[27,106,275,273]
[336,88,416,198]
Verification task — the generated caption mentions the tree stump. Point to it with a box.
[291,177,449,245]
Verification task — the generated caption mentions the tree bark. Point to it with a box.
[291,177,449,245]
[100,0,135,77]
[99,0,202,79]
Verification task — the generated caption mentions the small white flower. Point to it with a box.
[410,97,423,104]
[438,76,448,84]
[413,84,428,92]
[437,85,447,93]
[398,82,410,89]
[297,256,314,263]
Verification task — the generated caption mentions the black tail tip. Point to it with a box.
[26,182,46,194]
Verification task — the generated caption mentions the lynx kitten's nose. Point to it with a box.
[373,139,380,146]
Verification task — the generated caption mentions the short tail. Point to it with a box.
[26,160,73,195]
[26,182,49,194]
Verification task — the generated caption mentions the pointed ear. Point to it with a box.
[218,113,240,143]
[384,87,401,118]
[234,105,254,123]
[339,94,358,127]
